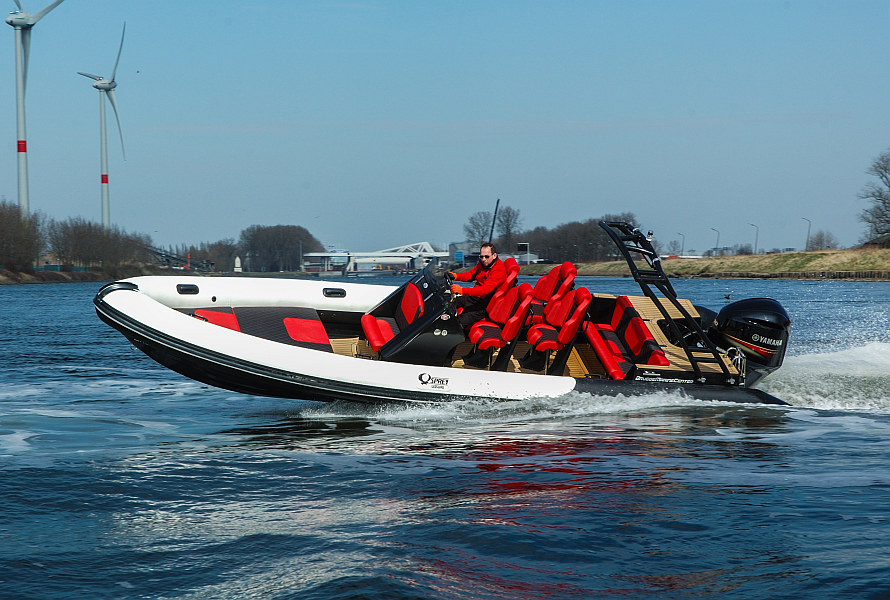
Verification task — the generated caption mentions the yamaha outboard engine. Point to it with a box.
[706,298,791,387]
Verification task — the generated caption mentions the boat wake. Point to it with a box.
[759,341,890,413]
[294,342,890,423]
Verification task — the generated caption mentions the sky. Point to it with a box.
[2,0,889,254]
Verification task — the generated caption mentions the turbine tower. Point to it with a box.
[79,22,126,230]
[6,0,67,218]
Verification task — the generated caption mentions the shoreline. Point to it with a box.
[7,247,890,285]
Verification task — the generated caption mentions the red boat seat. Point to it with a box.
[193,306,333,352]
[468,283,533,351]
[526,287,593,352]
[361,282,425,351]
[528,262,577,324]
[583,296,669,380]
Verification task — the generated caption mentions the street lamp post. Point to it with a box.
[748,223,759,255]
[710,228,720,255]
[677,232,685,256]
[802,217,812,251]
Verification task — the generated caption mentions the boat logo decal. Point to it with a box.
[418,373,450,391]
[751,333,783,347]
[724,334,776,357]
[635,374,694,384]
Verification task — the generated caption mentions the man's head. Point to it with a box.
[479,243,498,268]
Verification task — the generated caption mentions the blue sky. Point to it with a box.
[3,0,889,253]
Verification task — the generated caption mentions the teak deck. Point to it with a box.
[329,293,737,379]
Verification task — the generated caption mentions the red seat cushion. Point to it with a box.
[195,308,240,332]
[362,314,398,351]
[283,318,330,346]
[398,283,424,328]
[584,322,635,380]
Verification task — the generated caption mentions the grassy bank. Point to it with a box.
[520,247,890,280]
[0,266,157,285]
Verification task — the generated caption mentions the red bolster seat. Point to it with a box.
[361,283,425,352]
[361,314,396,351]
[528,262,577,324]
[584,296,670,379]
[469,283,533,350]
[583,322,635,380]
[527,287,592,352]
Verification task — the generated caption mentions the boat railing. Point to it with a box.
[598,221,737,385]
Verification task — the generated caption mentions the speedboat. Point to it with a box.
[94,222,792,405]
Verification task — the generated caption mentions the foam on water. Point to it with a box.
[760,342,890,412]
[300,388,758,428]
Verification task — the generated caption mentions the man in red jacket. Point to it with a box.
[449,242,507,331]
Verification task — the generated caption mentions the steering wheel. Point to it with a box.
[443,271,459,307]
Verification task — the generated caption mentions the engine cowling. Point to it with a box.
[706,298,791,386]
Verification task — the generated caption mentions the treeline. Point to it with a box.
[2,199,326,274]
[464,206,641,262]
[518,212,639,262]
[0,200,152,271]
[465,204,843,262]
[165,224,324,272]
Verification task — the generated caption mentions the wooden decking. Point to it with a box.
[328,292,738,379]
[621,294,737,376]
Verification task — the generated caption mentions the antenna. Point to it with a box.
[488,198,500,244]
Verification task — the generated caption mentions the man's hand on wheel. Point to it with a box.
[450,284,463,295]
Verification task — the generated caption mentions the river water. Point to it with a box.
[2,277,889,599]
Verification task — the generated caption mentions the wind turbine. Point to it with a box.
[79,22,126,230]
[6,0,67,218]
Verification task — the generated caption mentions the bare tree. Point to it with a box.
[239,225,323,272]
[0,200,42,269]
[859,148,890,239]
[463,211,493,248]
[496,206,523,253]
[808,230,838,250]
[666,240,682,255]
[45,216,151,270]
[513,212,639,263]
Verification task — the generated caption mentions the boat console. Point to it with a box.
[361,266,465,366]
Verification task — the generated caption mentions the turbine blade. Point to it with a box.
[31,0,65,23]
[77,71,102,80]
[13,0,23,12]
[106,89,126,161]
[21,27,30,93]
[110,22,125,81]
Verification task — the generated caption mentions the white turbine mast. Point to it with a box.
[6,0,67,218]
[79,22,126,230]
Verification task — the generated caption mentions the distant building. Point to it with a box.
[862,234,890,248]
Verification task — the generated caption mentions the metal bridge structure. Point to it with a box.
[303,242,449,273]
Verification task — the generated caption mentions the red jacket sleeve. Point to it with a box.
[453,264,479,283]
[460,260,507,298]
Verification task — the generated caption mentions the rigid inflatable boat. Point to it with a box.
[94,222,791,405]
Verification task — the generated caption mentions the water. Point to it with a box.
[2,277,890,599]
